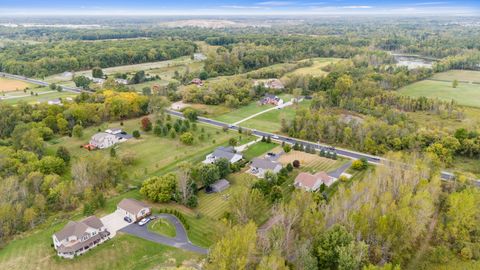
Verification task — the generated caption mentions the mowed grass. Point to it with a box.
[241,100,311,133]
[0,76,34,92]
[148,218,176,238]
[1,90,78,105]
[432,69,480,83]
[213,93,292,124]
[46,116,254,184]
[0,229,200,270]
[281,57,340,79]
[399,79,480,108]
[242,141,278,160]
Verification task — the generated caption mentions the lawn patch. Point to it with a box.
[148,218,176,238]
[242,141,278,160]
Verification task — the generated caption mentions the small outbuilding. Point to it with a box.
[209,179,230,193]
[117,198,151,222]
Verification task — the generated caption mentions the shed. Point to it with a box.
[210,179,230,193]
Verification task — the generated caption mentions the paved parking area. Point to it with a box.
[100,210,131,237]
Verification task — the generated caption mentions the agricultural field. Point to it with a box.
[0,76,34,92]
[281,57,340,79]
[399,79,480,108]
[212,93,293,124]
[241,100,311,133]
[46,115,255,184]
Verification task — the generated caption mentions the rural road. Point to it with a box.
[120,214,208,254]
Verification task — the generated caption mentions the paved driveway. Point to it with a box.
[328,161,352,179]
[101,210,131,237]
[120,214,208,254]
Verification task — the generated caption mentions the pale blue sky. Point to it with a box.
[0,0,478,16]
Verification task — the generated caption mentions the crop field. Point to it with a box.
[432,69,480,83]
[281,57,340,78]
[213,93,293,124]
[0,76,34,92]
[399,79,480,108]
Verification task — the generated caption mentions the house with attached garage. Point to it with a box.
[203,146,243,164]
[294,171,337,192]
[52,216,110,259]
[117,198,151,222]
[250,157,282,178]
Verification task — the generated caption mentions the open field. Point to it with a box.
[399,79,480,108]
[241,100,311,133]
[432,69,480,83]
[46,116,255,184]
[213,93,293,124]
[281,57,340,79]
[1,90,78,105]
[0,76,34,92]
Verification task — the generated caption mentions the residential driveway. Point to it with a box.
[101,210,131,237]
[328,161,352,179]
[120,214,208,255]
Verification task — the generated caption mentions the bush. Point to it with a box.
[286,163,293,171]
[292,160,300,168]
[141,117,152,132]
[186,195,198,208]
[460,247,473,260]
[352,158,368,170]
[180,132,194,145]
[229,137,238,146]
[72,124,83,138]
[132,130,141,139]
[283,144,291,153]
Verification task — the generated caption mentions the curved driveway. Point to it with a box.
[119,214,208,254]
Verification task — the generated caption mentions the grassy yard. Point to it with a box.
[432,69,480,83]
[281,57,340,79]
[399,79,480,108]
[213,93,293,124]
[46,116,254,184]
[1,90,78,105]
[242,141,278,160]
[148,218,176,238]
[241,100,311,133]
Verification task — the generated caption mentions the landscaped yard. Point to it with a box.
[399,77,480,108]
[242,141,278,160]
[46,115,255,184]
[212,93,293,124]
[148,218,176,238]
[241,100,311,133]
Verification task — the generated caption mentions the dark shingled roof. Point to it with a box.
[251,157,281,170]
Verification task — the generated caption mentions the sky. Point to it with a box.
[0,0,478,16]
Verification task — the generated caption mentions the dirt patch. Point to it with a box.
[278,150,320,165]
[0,77,32,92]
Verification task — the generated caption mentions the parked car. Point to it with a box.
[124,216,132,223]
[272,135,279,139]
[138,217,151,226]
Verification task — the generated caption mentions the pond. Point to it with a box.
[393,55,434,70]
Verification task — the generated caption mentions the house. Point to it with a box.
[105,128,123,135]
[191,78,203,86]
[48,98,63,105]
[261,94,284,106]
[210,179,230,193]
[294,171,337,192]
[89,132,120,149]
[193,53,207,61]
[86,76,105,84]
[203,146,243,164]
[52,216,110,259]
[250,157,282,178]
[117,198,151,222]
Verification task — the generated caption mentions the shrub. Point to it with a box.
[229,137,238,146]
[352,158,368,170]
[286,163,293,171]
[292,160,300,168]
[283,144,291,153]
[132,130,141,139]
[180,132,194,145]
[72,124,83,138]
[141,117,152,132]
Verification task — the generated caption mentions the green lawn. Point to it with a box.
[46,116,254,185]
[242,141,278,160]
[241,100,311,133]
[213,93,293,124]
[399,79,480,108]
[148,218,176,238]
[1,90,78,105]
[432,69,480,83]
[281,57,340,79]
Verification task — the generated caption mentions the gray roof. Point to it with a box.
[210,179,230,191]
[251,157,281,170]
[57,231,109,253]
[118,198,150,215]
[54,216,104,241]
[91,132,115,141]
[212,146,241,160]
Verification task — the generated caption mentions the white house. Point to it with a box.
[117,198,151,222]
[52,216,110,259]
[250,157,282,178]
[89,132,120,149]
[203,146,243,164]
[294,171,337,192]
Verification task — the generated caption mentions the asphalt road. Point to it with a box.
[166,109,480,186]
[120,214,208,254]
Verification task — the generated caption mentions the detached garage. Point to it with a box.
[117,198,151,222]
